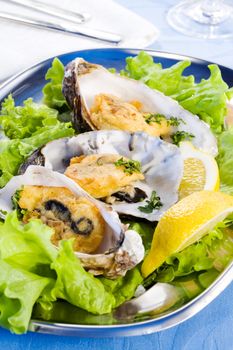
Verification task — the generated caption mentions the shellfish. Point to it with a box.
[19,131,183,221]
[0,165,145,278]
[62,58,217,156]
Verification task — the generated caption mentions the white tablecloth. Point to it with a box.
[0,0,158,81]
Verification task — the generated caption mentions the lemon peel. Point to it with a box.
[141,191,233,277]
[179,142,219,199]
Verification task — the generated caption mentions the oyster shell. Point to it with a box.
[0,165,144,278]
[62,58,217,156]
[19,131,183,221]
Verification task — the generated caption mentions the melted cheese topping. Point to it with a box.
[64,154,144,198]
[19,186,105,253]
[90,94,171,137]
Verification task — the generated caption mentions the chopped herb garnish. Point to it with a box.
[114,157,141,175]
[138,191,162,213]
[144,113,166,124]
[171,131,194,146]
[11,188,27,219]
[144,114,185,128]
[168,116,185,127]
[11,189,22,210]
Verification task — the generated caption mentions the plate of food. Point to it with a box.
[0,48,233,337]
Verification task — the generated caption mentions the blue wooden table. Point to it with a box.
[1,0,233,348]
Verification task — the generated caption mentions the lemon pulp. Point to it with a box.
[142,191,233,277]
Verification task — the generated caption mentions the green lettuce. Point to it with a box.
[52,247,143,312]
[123,52,194,96]
[50,241,115,314]
[143,218,233,287]
[36,267,143,323]
[0,125,74,188]
[0,212,57,333]
[0,213,114,332]
[0,95,74,188]
[122,51,233,133]
[0,211,57,272]
[217,127,233,194]
[0,260,53,334]
[42,58,68,110]
[0,212,145,333]
[99,267,143,307]
[0,95,60,139]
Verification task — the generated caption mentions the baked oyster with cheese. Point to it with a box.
[62,58,217,156]
[19,130,183,221]
[0,165,144,278]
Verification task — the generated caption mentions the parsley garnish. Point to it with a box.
[138,191,162,213]
[144,113,166,124]
[168,116,185,127]
[114,157,141,175]
[171,131,194,146]
[144,113,185,127]
[11,188,27,219]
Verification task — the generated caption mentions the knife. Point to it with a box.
[0,11,122,44]
[5,0,91,24]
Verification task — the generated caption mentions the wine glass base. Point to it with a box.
[167,0,233,39]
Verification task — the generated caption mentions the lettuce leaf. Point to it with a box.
[0,260,53,334]
[0,124,74,188]
[123,51,194,96]
[0,213,122,333]
[122,51,233,133]
[99,267,143,307]
[35,267,143,323]
[0,95,60,139]
[217,127,233,194]
[0,211,57,273]
[50,240,115,314]
[175,65,232,133]
[0,212,57,333]
[0,95,74,188]
[42,58,68,110]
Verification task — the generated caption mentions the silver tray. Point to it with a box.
[1,48,233,336]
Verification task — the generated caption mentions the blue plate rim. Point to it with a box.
[1,47,233,100]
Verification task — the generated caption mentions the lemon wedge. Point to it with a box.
[178,142,219,199]
[141,191,233,277]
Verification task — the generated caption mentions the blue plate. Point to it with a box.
[1,48,233,105]
[0,48,233,337]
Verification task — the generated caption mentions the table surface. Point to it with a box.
[1,0,233,348]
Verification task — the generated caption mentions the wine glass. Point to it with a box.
[167,0,233,39]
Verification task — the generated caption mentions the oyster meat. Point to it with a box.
[19,185,106,254]
[62,58,217,156]
[20,131,183,221]
[0,165,144,278]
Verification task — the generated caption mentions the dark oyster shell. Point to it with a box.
[18,148,44,174]
[62,60,95,133]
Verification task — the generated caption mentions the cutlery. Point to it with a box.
[0,12,122,44]
[5,0,91,24]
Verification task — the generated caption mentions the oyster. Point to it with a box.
[62,58,217,156]
[19,131,183,221]
[0,165,144,278]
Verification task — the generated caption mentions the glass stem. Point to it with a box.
[201,0,223,17]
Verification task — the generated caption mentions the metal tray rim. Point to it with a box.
[1,47,232,336]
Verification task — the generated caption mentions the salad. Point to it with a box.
[0,51,233,334]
